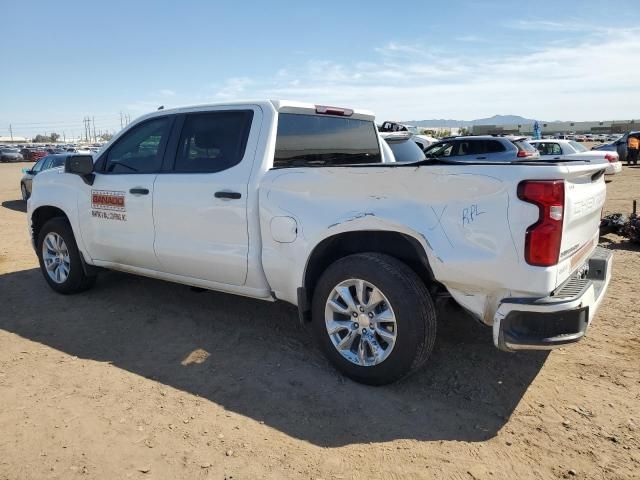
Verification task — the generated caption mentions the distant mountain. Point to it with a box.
[401,115,538,128]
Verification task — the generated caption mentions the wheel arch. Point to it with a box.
[31,205,71,246]
[298,230,438,323]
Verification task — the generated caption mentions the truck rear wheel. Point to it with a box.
[311,253,436,385]
[36,217,96,294]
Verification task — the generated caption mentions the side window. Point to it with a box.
[426,142,454,158]
[31,158,46,172]
[550,143,562,155]
[455,140,484,156]
[484,140,505,153]
[174,110,254,173]
[536,143,562,155]
[104,117,170,173]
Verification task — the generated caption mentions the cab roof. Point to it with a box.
[132,100,376,124]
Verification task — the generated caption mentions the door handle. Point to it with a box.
[476,156,487,160]
[214,191,242,200]
[129,187,149,195]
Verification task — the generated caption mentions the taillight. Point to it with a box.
[604,153,617,163]
[517,150,534,158]
[315,105,353,117]
[517,180,565,267]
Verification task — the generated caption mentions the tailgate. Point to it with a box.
[557,166,606,285]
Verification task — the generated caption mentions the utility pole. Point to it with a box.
[92,116,96,143]
[120,111,123,129]
[9,124,13,142]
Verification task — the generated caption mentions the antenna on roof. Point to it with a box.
[158,105,164,111]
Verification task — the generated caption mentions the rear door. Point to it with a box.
[152,106,260,285]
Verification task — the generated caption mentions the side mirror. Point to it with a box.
[65,155,95,185]
[21,167,29,174]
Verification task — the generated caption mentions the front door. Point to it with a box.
[78,116,172,270]
[153,107,260,286]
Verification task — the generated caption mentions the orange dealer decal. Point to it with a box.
[91,190,126,211]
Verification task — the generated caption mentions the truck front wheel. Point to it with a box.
[311,253,436,385]
[36,217,96,294]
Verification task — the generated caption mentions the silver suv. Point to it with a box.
[424,135,540,162]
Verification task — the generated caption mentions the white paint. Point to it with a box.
[28,100,611,354]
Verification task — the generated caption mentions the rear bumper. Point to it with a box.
[493,247,612,351]
[605,161,622,175]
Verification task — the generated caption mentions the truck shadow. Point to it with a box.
[1,200,27,213]
[0,268,548,447]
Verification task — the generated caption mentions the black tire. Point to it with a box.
[311,253,437,385]
[36,217,96,294]
[20,183,30,201]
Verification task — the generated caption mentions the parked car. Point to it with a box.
[592,142,617,152]
[0,148,24,162]
[423,135,540,162]
[612,132,639,163]
[20,153,73,200]
[21,148,47,162]
[378,121,436,151]
[529,139,621,175]
[45,148,66,154]
[380,132,426,163]
[28,100,611,385]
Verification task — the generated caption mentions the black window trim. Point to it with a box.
[94,115,174,175]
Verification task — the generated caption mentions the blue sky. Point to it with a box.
[2,0,639,138]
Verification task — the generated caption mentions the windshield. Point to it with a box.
[386,139,426,163]
[274,113,381,167]
[569,141,588,152]
[50,156,67,168]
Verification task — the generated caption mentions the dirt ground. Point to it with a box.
[0,161,638,480]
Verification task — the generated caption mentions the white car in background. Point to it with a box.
[378,121,437,151]
[529,139,622,175]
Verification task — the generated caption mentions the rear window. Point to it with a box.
[513,140,537,153]
[569,141,588,152]
[386,139,426,163]
[274,113,381,168]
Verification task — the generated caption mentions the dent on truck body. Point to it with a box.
[258,163,533,322]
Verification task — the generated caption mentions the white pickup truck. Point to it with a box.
[27,100,612,385]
